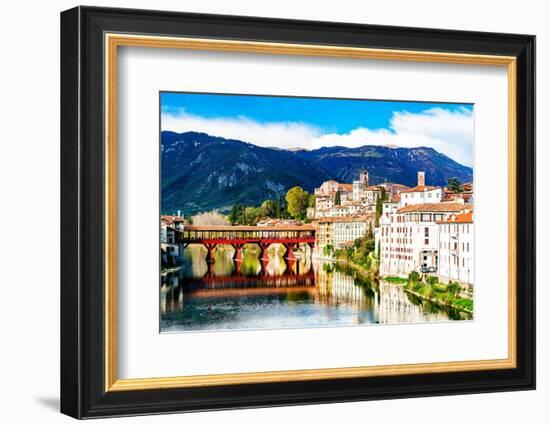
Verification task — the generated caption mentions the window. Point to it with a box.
[425,238,429,245]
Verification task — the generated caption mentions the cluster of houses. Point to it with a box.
[160,213,185,266]
[160,169,474,287]
[310,170,474,286]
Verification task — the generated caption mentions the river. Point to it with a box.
[160,245,470,332]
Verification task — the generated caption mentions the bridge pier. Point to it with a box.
[259,242,270,262]
[284,257,297,274]
[284,242,296,261]
[234,258,243,275]
[232,243,244,262]
[204,243,216,263]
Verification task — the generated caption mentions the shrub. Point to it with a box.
[432,283,447,292]
[452,298,473,311]
[417,284,433,298]
[426,276,439,286]
[447,282,462,296]
[408,271,421,283]
[385,276,408,284]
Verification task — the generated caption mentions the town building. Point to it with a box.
[398,172,443,208]
[160,214,184,266]
[437,211,474,286]
[315,218,335,253]
[161,215,185,231]
[380,182,411,197]
[377,202,471,277]
[352,171,370,201]
[363,185,383,205]
[332,215,375,249]
[313,170,388,219]
[382,194,400,215]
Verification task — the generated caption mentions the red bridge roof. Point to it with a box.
[184,225,315,232]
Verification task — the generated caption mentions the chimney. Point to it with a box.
[417,171,425,187]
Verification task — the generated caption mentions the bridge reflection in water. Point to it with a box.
[160,245,469,332]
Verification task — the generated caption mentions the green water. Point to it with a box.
[160,245,469,332]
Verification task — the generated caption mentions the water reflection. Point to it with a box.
[160,244,468,332]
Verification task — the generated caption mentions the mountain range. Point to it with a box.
[161,131,473,215]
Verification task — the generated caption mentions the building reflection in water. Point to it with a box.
[160,244,468,332]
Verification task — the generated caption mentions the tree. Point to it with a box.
[285,186,310,219]
[261,200,277,218]
[446,177,464,193]
[308,193,316,208]
[228,204,245,225]
[243,207,260,225]
[334,190,341,206]
[323,244,334,257]
[367,222,374,239]
[375,190,384,226]
[275,193,289,219]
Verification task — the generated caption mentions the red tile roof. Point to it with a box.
[397,202,467,213]
[318,214,375,224]
[384,194,401,203]
[442,193,473,202]
[338,183,353,192]
[400,185,440,193]
[438,212,474,224]
[161,215,184,224]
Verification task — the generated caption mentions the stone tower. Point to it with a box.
[417,171,426,187]
[359,170,369,187]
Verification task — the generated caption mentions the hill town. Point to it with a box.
[161,164,474,313]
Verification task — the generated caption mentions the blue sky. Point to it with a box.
[161,92,474,166]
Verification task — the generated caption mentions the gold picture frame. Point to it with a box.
[105,34,517,392]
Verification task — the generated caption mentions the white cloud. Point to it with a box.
[161,109,321,150]
[161,106,474,166]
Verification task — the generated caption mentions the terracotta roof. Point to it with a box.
[366,185,382,191]
[400,185,440,193]
[389,183,410,190]
[161,215,184,224]
[337,183,353,192]
[442,193,473,202]
[397,202,467,213]
[383,194,401,203]
[318,214,375,224]
[438,212,474,224]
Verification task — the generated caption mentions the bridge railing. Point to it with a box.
[179,227,316,242]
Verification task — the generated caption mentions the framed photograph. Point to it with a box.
[60,6,535,419]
